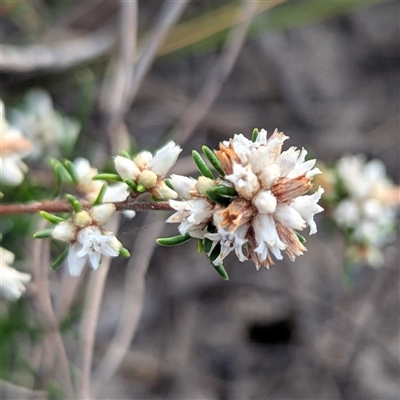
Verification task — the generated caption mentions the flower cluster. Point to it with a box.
[165,129,324,274]
[114,141,181,200]
[50,204,126,277]
[0,100,33,186]
[0,246,31,301]
[327,155,399,266]
[9,89,80,159]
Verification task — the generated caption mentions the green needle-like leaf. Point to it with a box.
[252,128,259,142]
[192,150,214,179]
[213,185,237,197]
[197,239,203,253]
[206,190,232,207]
[136,184,146,193]
[93,183,107,206]
[40,211,66,224]
[33,229,54,239]
[119,247,131,257]
[63,159,79,184]
[120,150,131,159]
[157,234,192,247]
[296,232,307,244]
[202,146,225,176]
[124,179,138,191]
[51,247,69,271]
[213,264,229,280]
[92,173,122,182]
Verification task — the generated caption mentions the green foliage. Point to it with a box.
[192,150,215,179]
[157,234,192,247]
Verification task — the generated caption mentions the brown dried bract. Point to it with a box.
[214,143,240,175]
[276,223,307,261]
[0,137,33,156]
[272,175,312,204]
[218,197,254,230]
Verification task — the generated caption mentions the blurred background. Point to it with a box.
[1,0,399,399]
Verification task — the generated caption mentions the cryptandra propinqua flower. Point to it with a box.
[331,154,399,266]
[0,246,31,301]
[165,129,324,276]
[114,141,181,199]
[51,204,125,277]
[0,100,33,186]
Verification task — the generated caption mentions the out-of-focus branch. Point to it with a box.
[78,214,120,400]
[173,0,258,144]
[0,28,116,72]
[93,213,165,394]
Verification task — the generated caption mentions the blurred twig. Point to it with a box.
[30,222,74,398]
[93,213,164,394]
[78,214,120,400]
[0,28,116,72]
[173,0,258,144]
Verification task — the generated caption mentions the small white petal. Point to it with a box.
[90,204,116,225]
[169,174,197,199]
[67,242,87,277]
[148,141,182,177]
[51,221,77,243]
[274,203,307,231]
[114,156,140,180]
[103,183,130,202]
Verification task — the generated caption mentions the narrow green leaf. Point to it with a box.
[202,146,225,176]
[120,150,131,159]
[136,184,146,193]
[51,159,73,184]
[40,211,66,224]
[197,239,203,253]
[33,229,54,239]
[252,128,259,142]
[206,189,232,207]
[157,234,192,247]
[63,159,79,184]
[213,184,237,197]
[213,264,229,280]
[296,232,307,244]
[92,173,122,182]
[164,178,174,190]
[51,247,69,271]
[93,183,107,206]
[124,178,138,191]
[203,238,213,254]
[119,247,131,257]
[192,150,214,179]
[66,194,79,206]
[73,201,83,213]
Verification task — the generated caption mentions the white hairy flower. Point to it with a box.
[167,129,324,270]
[9,89,80,159]
[0,247,31,301]
[0,100,33,186]
[333,155,399,252]
[51,205,123,276]
[114,141,182,199]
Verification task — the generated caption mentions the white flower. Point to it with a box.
[167,198,214,238]
[9,89,80,159]
[0,100,33,186]
[0,247,31,301]
[74,157,131,204]
[333,155,398,249]
[51,205,122,276]
[169,174,197,199]
[68,226,122,277]
[114,141,182,199]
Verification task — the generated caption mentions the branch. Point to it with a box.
[0,199,173,215]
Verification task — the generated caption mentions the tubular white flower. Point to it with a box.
[114,156,141,180]
[0,100,33,186]
[67,226,121,277]
[148,141,182,177]
[167,198,213,238]
[169,174,197,199]
[0,247,31,301]
[252,190,277,214]
[90,204,116,225]
[225,163,260,200]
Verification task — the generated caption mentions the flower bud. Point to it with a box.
[74,211,92,228]
[90,204,116,225]
[139,170,158,189]
[51,221,77,242]
[252,190,277,214]
[196,176,215,196]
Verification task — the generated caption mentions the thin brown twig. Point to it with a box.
[30,222,75,398]
[93,213,165,394]
[0,199,172,215]
[78,214,120,400]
